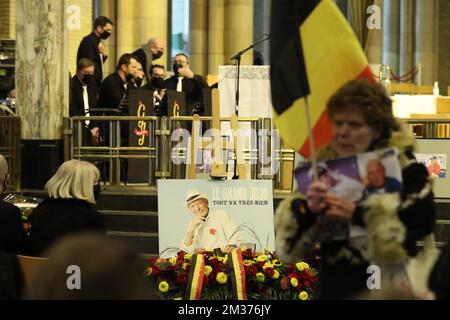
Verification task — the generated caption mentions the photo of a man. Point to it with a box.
[363,159,401,198]
[427,156,441,178]
[181,189,241,253]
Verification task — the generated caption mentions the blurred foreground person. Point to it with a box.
[25,232,153,299]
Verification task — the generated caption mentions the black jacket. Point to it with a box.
[29,198,105,256]
[69,75,98,118]
[97,72,128,112]
[76,32,107,89]
[0,200,30,255]
[162,75,208,115]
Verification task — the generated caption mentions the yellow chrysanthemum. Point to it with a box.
[169,256,177,266]
[272,269,280,280]
[263,262,274,269]
[158,281,169,293]
[216,272,228,284]
[240,245,247,251]
[256,272,265,282]
[256,254,268,262]
[296,262,310,271]
[174,297,183,300]
[184,254,192,261]
[243,260,252,266]
[290,278,299,287]
[272,259,282,266]
[204,265,213,276]
[299,291,309,300]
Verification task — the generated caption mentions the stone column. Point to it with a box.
[224,0,254,66]
[415,0,439,85]
[399,0,414,81]
[190,0,207,76]
[98,0,117,78]
[16,0,68,188]
[208,0,225,75]
[382,0,400,75]
[437,0,450,94]
[253,0,271,65]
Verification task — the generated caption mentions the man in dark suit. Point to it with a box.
[77,16,114,89]
[131,38,165,85]
[97,53,139,182]
[69,58,100,145]
[162,53,208,116]
[0,155,29,255]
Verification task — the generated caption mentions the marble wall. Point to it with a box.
[16,0,68,139]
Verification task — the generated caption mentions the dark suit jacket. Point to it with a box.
[29,198,105,256]
[76,32,107,89]
[97,72,127,112]
[162,75,208,115]
[131,48,152,83]
[69,75,99,126]
[0,200,30,255]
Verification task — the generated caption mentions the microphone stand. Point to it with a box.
[229,33,270,179]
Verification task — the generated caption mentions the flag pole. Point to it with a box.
[304,96,318,180]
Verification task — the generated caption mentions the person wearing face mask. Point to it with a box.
[161,53,208,116]
[0,155,30,255]
[77,16,114,89]
[146,64,166,114]
[132,38,165,85]
[69,58,100,146]
[29,160,105,257]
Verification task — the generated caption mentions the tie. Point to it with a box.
[82,85,90,126]
[176,77,183,92]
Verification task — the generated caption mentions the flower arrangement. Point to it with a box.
[3,193,42,234]
[146,248,318,300]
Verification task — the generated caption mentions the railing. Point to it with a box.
[64,116,295,191]
[0,116,21,191]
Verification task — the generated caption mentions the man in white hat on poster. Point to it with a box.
[182,189,241,253]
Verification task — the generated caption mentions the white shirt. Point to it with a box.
[176,77,183,92]
[82,85,90,126]
[181,209,241,253]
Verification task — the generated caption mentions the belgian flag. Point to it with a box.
[270,0,375,158]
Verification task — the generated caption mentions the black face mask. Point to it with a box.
[93,184,101,200]
[153,50,164,60]
[151,77,164,89]
[82,74,94,85]
[135,77,143,87]
[100,30,111,40]
[173,63,183,75]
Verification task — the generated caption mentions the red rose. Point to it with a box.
[280,277,290,290]
[285,266,294,274]
[264,267,275,278]
[203,275,209,286]
[257,261,265,269]
[303,279,311,287]
[246,265,258,276]
[288,272,299,279]
[176,272,188,285]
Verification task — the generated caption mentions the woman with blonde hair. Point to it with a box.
[30,160,105,256]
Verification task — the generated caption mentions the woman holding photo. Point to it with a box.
[275,79,436,299]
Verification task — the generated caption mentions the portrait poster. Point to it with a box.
[294,147,402,242]
[416,153,447,178]
[157,180,274,258]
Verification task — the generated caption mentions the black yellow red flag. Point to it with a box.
[270,0,375,158]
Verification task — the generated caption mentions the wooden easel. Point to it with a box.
[187,89,247,179]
